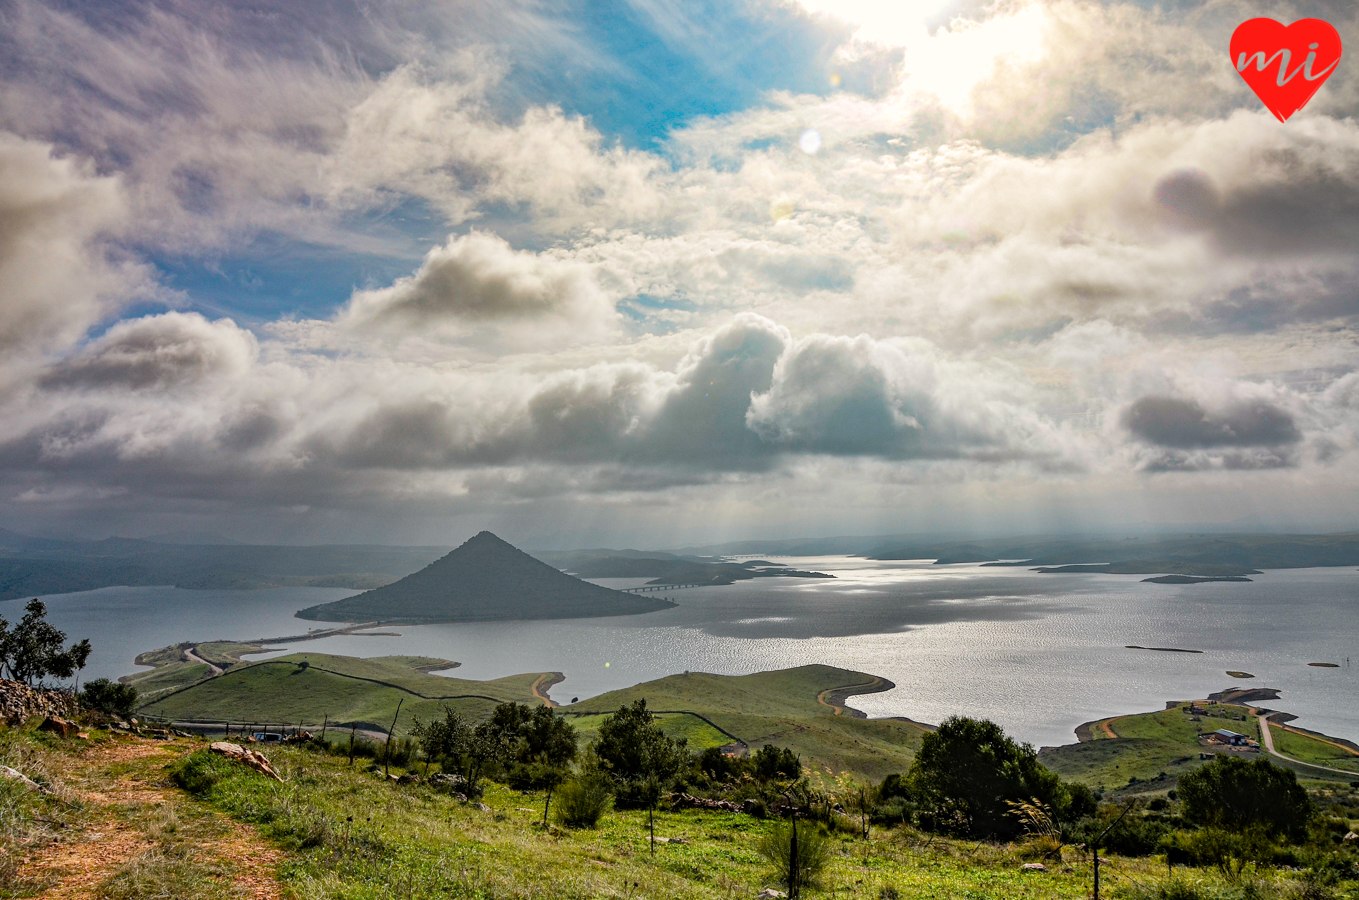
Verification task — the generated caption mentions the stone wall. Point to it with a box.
[0,678,79,726]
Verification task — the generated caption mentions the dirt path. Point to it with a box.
[23,736,283,900]
[531,672,564,707]
[184,645,225,676]
[816,675,892,717]
[1100,717,1125,739]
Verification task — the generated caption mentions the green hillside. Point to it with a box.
[139,653,550,732]
[1040,698,1359,795]
[567,665,929,781]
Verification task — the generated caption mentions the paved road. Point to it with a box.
[1256,713,1359,778]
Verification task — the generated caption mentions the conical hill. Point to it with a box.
[295,531,676,623]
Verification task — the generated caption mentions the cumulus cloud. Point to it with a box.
[3,0,1359,538]
[0,133,146,354]
[40,313,257,392]
[343,232,616,337]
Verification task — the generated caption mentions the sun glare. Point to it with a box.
[796,0,954,46]
[903,4,1050,110]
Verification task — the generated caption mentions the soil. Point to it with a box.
[21,735,283,899]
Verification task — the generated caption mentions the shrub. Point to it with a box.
[553,776,612,829]
[79,679,138,718]
[757,819,832,893]
[1179,756,1313,841]
[169,751,236,796]
[908,716,1067,838]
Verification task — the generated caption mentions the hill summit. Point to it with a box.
[295,531,676,623]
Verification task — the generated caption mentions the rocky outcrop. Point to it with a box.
[0,678,79,726]
[208,741,285,782]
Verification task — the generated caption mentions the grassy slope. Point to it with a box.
[567,665,929,781]
[1041,700,1358,794]
[139,653,548,732]
[180,741,1176,900]
[1268,725,1359,774]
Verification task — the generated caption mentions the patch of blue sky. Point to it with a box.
[504,0,852,151]
[145,235,417,325]
[617,293,700,335]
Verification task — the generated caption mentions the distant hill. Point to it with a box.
[295,532,676,624]
[565,664,928,780]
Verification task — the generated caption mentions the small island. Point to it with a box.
[1141,575,1253,584]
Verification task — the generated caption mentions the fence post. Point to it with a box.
[383,699,404,778]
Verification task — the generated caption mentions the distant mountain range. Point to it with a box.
[672,531,1359,576]
[295,532,675,623]
[5,524,1359,605]
[0,527,445,601]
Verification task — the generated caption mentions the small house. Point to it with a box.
[1209,729,1247,746]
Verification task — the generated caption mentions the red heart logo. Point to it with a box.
[1239,18,1342,122]
[1230,18,1342,122]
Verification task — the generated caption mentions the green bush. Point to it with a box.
[169,751,237,796]
[79,678,138,719]
[757,819,832,892]
[553,776,613,829]
[1179,757,1313,841]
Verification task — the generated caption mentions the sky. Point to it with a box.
[2,0,1359,549]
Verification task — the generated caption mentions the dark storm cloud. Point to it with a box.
[1122,395,1301,450]
[1152,157,1359,259]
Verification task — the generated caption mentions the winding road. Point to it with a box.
[1256,712,1359,777]
[183,645,224,676]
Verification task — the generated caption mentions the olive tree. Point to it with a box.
[0,599,92,686]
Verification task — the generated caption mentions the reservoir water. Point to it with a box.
[21,557,1358,749]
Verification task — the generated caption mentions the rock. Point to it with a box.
[668,792,742,813]
[396,773,420,785]
[38,716,79,738]
[1021,862,1047,872]
[476,802,491,812]
[756,890,787,899]
[1344,831,1357,843]
[452,792,468,802]
[653,836,690,845]
[208,741,285,782]
[1,765,43,793]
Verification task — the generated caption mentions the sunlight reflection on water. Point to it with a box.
[33,558,1359,748]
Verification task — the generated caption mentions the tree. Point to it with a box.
[79,678,138,718]
[593,699,688,853]
[0,599,92,686]
[907,716,1068,839]
[1178,756,1313,841]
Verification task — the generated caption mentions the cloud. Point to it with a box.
[343,232,616,337]
[0,133,146,354]
[1122,395,1301,449]
[40,312,257,392]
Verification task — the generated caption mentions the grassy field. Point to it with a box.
[167,740,1263,900]
[1268,725,1359,775]
[567,666,930,782]
[139,653,549,733]
[1041,700,1359,795]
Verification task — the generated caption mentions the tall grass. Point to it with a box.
[757,819,832,892]
[553,776,613,829]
